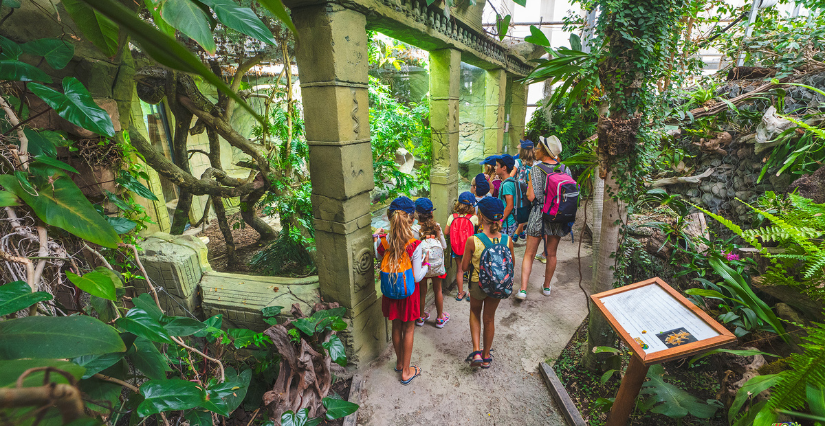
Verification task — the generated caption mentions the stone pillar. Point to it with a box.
[508,77,528,152]
[429,48,461,227]
[293,4,385,364]
[483,68,506,157]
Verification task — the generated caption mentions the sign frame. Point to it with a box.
[591,276,736,366]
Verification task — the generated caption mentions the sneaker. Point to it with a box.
[535,254,547,264]
[515,290,527,300]
[435,313,450,329]
[542,287,552,296]
[415,312,430,326]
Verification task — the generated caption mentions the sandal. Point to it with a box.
[400,365,422,385]
[415,312,430,327]
[481,353,494,369]
[465,351,483,368]
[455,291,467,301]
[435,312,450,329]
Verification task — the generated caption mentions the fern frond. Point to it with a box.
[742,226,822,242]
[803,252,825,279]
[766,323,825,414]
[690,202,765,253]
[738,198,821,255]
[770,253,810,261]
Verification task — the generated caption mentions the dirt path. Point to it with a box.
[356,233,592,425]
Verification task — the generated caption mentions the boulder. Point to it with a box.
[788,165,825,204]
[753,106,794,154]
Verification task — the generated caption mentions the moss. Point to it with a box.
[758,358,789,375]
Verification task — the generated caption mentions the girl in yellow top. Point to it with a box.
[456,197,514,369]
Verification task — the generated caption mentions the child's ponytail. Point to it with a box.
[387,210,414,266]
[478,212,501,234]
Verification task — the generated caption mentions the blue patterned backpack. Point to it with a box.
[475,233,514,299]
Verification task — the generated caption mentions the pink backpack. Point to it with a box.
[536,164,579,224]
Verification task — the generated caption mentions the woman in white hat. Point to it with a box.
[515,135,572,301]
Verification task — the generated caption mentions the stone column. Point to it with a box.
[483,68,506,157]
[508,77,528,152]
[429,48,461,228]
[292,4,385,364]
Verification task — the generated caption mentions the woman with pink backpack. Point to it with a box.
[516,135,572,301]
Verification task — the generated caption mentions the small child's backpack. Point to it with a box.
[448,214,475,257]
[420,237,446,278]
[378,236,417,299]
[475,234,514,299]
[516,163,531,195]
[501,177,531,224]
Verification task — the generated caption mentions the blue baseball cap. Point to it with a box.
[458,191,476,206]
[414,197,435,213]
[473,174,490,196]
[477,197,504,221]
[388,196,415,215]
[496,155,515,170]
[520,139,534,149]
[480,155,501,166]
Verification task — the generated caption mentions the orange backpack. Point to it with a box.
[379,237,417,299]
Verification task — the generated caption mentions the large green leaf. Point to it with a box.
[227,328,258,348]
[79,0,264,125]
[67,267,118,300]
[496,14,510,41]
[729,374,780,420]
[0,359,85,388]
[137,379,205,416]
[0,35,22,60]
[116,170,158,200]
[322,397,358,420]
[116,308,174,344]
[0,59,52,82]
[132,293,164,321]
[32,155,78,174]
[162,316,206,336]
[0,190,19,207]
[201,368,251,415]
[640,364,721,419]
[23,129,60,157]
[143,0,175,37]
[105,216,137,234]
[321,335,347,367]
[257,0,296,35]
[524,25,550,47]
[21,39,74,70]
[0,281,52,316]
[185,411,213,426]
[73,351,126,379]
[62,0,120,57]
[130,337,170,380]
[279,408,321,426]
[78,376,122,413]
[0,173,121,248]
[200,0,275,45]
[28,77,115,137]
[160,0,216,54]
[0,316,125,360]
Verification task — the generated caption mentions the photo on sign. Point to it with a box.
[656,328,697,348]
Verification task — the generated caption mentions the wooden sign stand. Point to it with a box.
[590,277,737,426]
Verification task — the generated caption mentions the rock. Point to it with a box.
[728,85,741,98]
[788,166,825,203]
[711,182,727,198]
[686,189,700,197]
[736,146,751,158]
[710,158,722,167]
[700,182,713,192]
[701,192,716,207]
[768,172,792,191]
[733,176,743,190]
[735,190,754,200]
[754,106,795,154]
[776,303,804,324]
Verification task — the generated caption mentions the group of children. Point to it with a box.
[374,134,575,385]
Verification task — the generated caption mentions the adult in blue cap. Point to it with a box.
[456,195,513,369]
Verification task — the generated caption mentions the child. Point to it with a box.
[513,140,535,240]
[375,196,429,385]
[470,173,491,214]
[457,197,514,368]
[414,198,450,328]
[446,191,478,301]
[495,155,518,237]
[481,156,501,198]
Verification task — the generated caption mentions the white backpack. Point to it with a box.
[420,238,446,278]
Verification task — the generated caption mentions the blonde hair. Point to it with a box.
[453,201,475,215]
[519,146,535,166]
[417,211,441,239]
[484,164,495,180]
[477,212,501,234]
[387,210,415,267]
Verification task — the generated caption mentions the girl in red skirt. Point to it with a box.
[375,196,429,385]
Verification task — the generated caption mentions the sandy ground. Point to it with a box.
[356,232,592,426]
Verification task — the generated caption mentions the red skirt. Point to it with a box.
[382,283,421,322]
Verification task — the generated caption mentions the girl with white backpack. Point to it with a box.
[413,198,449,328]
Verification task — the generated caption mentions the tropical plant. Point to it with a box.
[524,31,600,111]
[639,364,723,421]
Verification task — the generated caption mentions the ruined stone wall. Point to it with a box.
[669,72,825,228]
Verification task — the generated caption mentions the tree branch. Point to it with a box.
[225,53,264,119]
[0,95,29,169]
[93,374,138,392]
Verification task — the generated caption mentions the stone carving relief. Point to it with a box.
[354,247,372,275]
[351,88,360,139]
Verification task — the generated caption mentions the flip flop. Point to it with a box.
[400,366,421,385]
[455,291,467,301]
[394,366,403,372]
